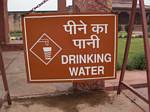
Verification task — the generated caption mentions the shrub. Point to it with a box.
[118,25,122,32]
[137,35,142,38]
[117,53,146,71]
[10,31,22,37]
[116,63,121,71]
[126,62,134,71]
[148,25,150,32]
[118,32,127,38]
[127,53,146,70]
[125,25,129,32]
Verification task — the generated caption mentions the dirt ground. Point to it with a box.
[0,91,147,112]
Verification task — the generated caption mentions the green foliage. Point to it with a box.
[117,38,147,70]
[118,31,127,38]
[126,53,146,70]
[116,63,121,71]
[148,25,150,32]
[132,53,146,70]
[125,25,129,32]
[10,31,22,37]
[118,31,143,38]
[118,25,122,32]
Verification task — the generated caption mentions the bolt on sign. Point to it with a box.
[22,14,118,82]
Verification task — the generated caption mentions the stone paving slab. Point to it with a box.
[123,89,149,112]
[0,51,73,97]
[106,71,147,88]
[2,51,21,70]
[0,73,72,97]
[4,51,25,74]
[0,91,146,112]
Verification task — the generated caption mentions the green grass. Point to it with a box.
[118,31,127,38]
[117,38,146,70]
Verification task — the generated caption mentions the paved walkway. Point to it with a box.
[1,91,148,112]
[0,51,149,111]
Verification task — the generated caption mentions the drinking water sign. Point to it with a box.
[22,14,118,82]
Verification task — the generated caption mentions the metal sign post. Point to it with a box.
[0,47,11,106]
[0,0,11,107]
[0,0,9,44]
[117,0,150,111]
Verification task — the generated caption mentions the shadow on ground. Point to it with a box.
[11,90,110,112]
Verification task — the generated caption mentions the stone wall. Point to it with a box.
[8,13,22,32]
[73,0,112,91]
[74,0,112,12]
[8,1,150,33]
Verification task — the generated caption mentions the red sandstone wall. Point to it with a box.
[73,0,112,91]
[74,0,112,12]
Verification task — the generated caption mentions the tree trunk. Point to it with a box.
[73,0,112,91]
